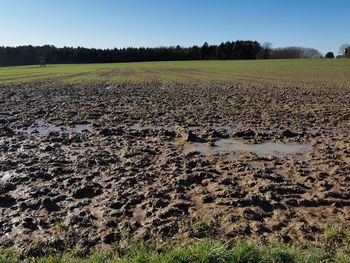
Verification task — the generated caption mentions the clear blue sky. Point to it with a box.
[1,0,349,54]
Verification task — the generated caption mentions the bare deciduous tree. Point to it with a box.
[269,47,322,59]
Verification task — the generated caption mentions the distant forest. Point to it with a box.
[0,41,325,66]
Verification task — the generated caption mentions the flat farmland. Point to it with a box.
[1,59,350,84]
[0,59,350,261]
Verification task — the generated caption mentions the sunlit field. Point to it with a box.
[1,59,350,85]
[1,59,350,262]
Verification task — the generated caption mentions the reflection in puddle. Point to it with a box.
[22,120,92,136]
[130,123,142,130]
[183,139,309,159]
[308,127,337,135]
[183,142,214,155]
[71,124,92,133]
[35,120,61,135]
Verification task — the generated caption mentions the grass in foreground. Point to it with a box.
[1,239,349,263]
[1,59,350,85]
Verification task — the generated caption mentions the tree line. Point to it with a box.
[0,41,328,67]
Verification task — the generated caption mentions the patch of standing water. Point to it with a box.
[183,139,309,159]
[35,120,60,135]
[307,127,337,135]
[71,124,92,133]
[22,120,92,136]
[130,123,142,130]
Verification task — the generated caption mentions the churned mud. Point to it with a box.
[0,80,349,254]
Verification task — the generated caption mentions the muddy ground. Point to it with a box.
[0,80,349,254]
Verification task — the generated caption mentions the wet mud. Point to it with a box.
[0,81,349,253]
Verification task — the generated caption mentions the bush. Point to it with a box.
[325,52,335,59]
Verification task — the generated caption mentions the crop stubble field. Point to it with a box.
[0,59,350,261]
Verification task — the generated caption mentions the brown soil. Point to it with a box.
[0,81,349,253]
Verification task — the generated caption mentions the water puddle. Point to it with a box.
[35,120,61,135]
[182,139,309,159]
[130,123,143,130]
[21,120,92,136]
[71,124,92,133]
